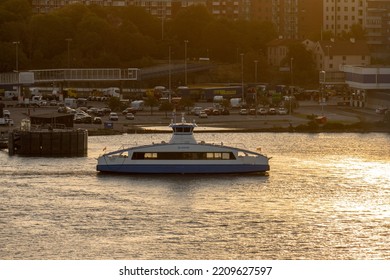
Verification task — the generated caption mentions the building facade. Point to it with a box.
[250,0,322,40]
[323,0,367,37]
[206,0,251,20]
[266,38,298,67]
[30,0,252,20]
[314,39,371,72]
[365,0,390,57]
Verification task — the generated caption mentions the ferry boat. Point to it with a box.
[96,116,270,174]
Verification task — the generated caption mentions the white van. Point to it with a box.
[131,100,144,111]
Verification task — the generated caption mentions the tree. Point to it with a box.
[343,24,366,40]
[180,97,195,114]
[159,101,174,118]
[283,43,317,86]
[144,95,159,115]
[107,96,124,112]
[201,20,236,62]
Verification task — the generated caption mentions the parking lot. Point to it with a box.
[0,99,385,134]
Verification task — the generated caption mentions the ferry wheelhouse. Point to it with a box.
[96,117,270,174]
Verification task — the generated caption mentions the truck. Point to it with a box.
[130,100,144,111]
[230,98,242,108]
[103,87,120,98]
[0,90,18,101]
[213,95,223,103]
[64,98,78,109]
[30,95,46,107]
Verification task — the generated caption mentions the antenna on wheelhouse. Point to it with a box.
[181,112,185,123]
[171,109,177,124]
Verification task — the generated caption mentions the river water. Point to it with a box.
[0,132,389,260]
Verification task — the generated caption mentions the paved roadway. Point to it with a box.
[0,98,384,134]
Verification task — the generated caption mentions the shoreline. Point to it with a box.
[2,100,389,136]
[87,120,390,136]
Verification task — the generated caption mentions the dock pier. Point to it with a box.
[8,129,88,157]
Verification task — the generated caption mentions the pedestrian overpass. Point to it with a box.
[0,68,139,86]
[0,63,213,87]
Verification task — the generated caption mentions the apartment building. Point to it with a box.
[31,1,130,13]
[365,0,390,56]
[30,1,252,20]
[298,0,323,40]
[250,0,322,40]
[250,0,273,22]
[323,0,367,37]
[207,0,251,20]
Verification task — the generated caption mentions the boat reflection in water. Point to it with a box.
[96,116,270,174]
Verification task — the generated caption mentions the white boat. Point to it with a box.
[96,116,270,174]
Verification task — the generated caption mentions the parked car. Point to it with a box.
[93,117,102,124]
[3,110,10,118]
[101,107,111,115]
[74,115,92,124]
[239,108,248,115]
[268,108,277,115]
[212,109,220,115]
[86,107,98,115]
[199,110,208,118]
[125,113,135,120]
[204,107,214,115]
[190,107,203,116]
[278,107,288,115]
[249,108,256,115]
[258,108,268,115]
[122,107,137,115]
[375,107,388,114]
[6,118,14,126]
[74,112,90,119]
[220,108,230,115]
[109,112,119,121]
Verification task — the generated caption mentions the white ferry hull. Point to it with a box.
[97,160,270,174]
[96,119,270,175]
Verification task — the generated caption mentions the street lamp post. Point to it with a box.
[66,38,72,68]
[240,53,245,103]
[184,40,189,86]
[254,60,258,83]
[325,45,331,71]
[12,41,20,72]
[254,60,258,117]
[168,45,172,102]
[290,57,294,115]
[290,57,294,86]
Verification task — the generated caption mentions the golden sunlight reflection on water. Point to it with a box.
[0,132,389,259]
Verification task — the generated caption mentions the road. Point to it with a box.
[0,99,385,134]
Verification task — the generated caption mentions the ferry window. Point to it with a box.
[132,152,144,159]
[222,153,230,160]
[214,153,222,159]
[144,153,157,159]
[238,151,247,157]
[206,153,214,159]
